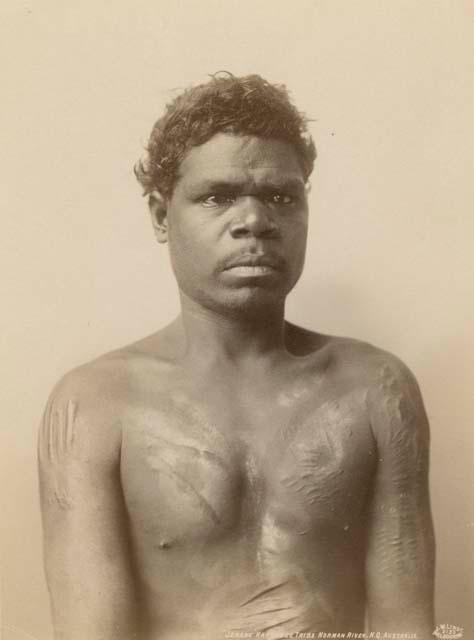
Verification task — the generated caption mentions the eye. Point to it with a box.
[265,192,295,206]
[200,193,236,207]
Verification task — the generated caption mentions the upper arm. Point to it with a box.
[364,356,435,636]
[38,368,139,640]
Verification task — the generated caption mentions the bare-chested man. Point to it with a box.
[38,74,435,640]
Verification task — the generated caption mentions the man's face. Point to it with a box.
[162,133,309,315]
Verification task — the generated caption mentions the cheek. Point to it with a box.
[168,211,215,254]
[285,219,308,258]
[167,226,215,286]
[284,227,308,285]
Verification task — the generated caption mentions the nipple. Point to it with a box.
[158,539,173,550]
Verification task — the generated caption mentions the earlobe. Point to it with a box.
[148,191,168,244]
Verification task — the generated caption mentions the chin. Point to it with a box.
[215,285,291,317]
[180,274,300,318]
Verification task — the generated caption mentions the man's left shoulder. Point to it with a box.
[286,324,424,402]
[361,343,423,406]
[326,336,421,391]
[342,341,430,442]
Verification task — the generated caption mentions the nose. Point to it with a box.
[229,197,280,239]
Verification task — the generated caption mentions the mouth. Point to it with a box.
[223,254,284,276]
[224,265,278,276]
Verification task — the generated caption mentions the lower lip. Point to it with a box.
[225,265,278,276]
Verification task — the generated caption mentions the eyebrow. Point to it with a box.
[187,177,306,195]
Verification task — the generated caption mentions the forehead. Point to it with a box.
[175,133,305,192]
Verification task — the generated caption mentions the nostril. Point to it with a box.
[230,223,250,238]
[236,229,249,238]
[230,211,279,237]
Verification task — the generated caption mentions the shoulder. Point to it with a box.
[317,335,430,450]
[315,332,421,394]
[287,324,412,381]
[46,332,176,407]
[292,326,427,424]
[356,344,425,414]
[345,343,429,446]
[324,335,425,409]
[45,352,135,418]
[39,348,163,467]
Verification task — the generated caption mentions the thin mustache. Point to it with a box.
[220,252,286,271]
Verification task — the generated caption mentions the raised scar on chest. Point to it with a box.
[280,426,346,506]
[141,431,235,525]
[141,430,233,475]
[163,393,229,444]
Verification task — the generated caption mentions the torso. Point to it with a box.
[114,329,377,639]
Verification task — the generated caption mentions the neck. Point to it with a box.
[177,292,288,366]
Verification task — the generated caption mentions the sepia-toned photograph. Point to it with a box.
[1,2,473,640]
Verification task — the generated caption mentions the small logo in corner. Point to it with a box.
[433,623,464,640]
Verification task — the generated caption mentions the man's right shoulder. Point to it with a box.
[47,353,132,413]
[40,348,172,468]
[48,340,174,405]
[39,358,122,460]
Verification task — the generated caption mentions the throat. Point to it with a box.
[177,292,288,364]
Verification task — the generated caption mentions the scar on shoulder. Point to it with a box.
[40,397,79,464]
[39,397,82,510]
[374,363,420,423]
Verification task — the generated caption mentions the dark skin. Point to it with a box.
[39,134,435,640]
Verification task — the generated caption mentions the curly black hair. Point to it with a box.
[134,73,316,199]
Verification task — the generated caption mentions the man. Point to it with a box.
[38,73,435,640]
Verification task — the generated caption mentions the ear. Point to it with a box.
[148,191,169,244]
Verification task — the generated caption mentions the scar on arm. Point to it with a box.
[373,364,428,471]
[368,364,432,576]
[38,397,80,509]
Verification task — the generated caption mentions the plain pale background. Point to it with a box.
[1,1,473,638]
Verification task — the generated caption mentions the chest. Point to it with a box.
[120,388,376,545]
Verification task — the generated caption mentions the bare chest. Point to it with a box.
[120,386,376,548]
